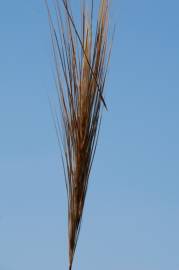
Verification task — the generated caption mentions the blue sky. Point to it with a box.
[0,0,179,269]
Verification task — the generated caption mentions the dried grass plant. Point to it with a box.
[46,0,112,269]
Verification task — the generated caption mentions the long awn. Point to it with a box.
[46,0,112,269]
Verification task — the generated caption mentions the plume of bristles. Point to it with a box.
[46,0,112,269]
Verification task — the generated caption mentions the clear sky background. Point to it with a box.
[0,0,179,269]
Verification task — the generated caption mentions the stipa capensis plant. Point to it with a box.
[46,0,113,269]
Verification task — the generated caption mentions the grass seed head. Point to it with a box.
[46,0,111,269]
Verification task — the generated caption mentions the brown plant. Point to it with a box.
[46,0,112,269]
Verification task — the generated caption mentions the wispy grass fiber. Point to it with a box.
[46,0,112,269]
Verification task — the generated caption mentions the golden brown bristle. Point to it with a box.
[46,0,112,269]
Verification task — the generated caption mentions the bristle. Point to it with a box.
[47,1,111,269]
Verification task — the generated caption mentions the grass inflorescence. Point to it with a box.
[46,0,112,269]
